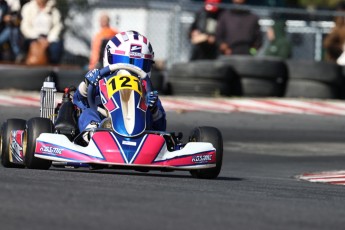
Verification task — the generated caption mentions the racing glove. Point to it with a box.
[85,69,101,86]
[146,90,159,112]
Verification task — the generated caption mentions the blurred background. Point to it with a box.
[48,0,344,68]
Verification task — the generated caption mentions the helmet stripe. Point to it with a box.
[144,54,153,59]
[111,36,121,47]
[121,32,129,41]
[133,31,139,40]
[115,50,126,55]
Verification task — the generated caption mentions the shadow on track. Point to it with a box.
[50,167,243,181]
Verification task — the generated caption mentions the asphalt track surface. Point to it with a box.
[1,106,345,230]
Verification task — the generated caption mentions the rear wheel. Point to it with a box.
[24,117,54,169]
[1,119,26,168]
[189,126,223,179]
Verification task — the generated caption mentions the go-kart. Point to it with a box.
[0,63,223,179]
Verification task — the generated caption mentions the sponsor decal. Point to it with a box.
[122,140,137,146]
[192,154,212,163]
[129,44,142,58]
[40,146,63,155]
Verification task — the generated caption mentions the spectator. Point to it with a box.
[189,0,223,60]
[216,0,262,56]
[261,20,292,59]
[323,2,345,63]
[0,0,21,61]
[88,13,118,70]
[20,0,63,64]
[0,1,10,55]
[7,0,20,11]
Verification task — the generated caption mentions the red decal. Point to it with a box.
[133,135,165,164]
[92,132,125,163]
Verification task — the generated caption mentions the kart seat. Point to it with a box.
[54,101,79,138]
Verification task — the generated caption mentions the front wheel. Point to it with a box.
[24,117,54,169]
[189,126,223,179]
[1,119,26,168]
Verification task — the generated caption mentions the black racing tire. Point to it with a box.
[1,119,26,168]
[219,55,288,97]
[189,126,223,179]
[24,117,54,169]
[168,60,241,96]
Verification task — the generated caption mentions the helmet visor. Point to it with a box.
[110,54,152,73]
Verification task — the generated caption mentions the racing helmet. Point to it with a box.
[103,30,154,76]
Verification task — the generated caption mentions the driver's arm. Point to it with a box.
[73,81,88,110]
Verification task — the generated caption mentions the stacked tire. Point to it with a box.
[0,65,52,90]
[285,60,342,99]
[168,60,241,97]
[53,67,86,92]
[219,55,289,97]
[150,67,165,93]
[0,65,86,92]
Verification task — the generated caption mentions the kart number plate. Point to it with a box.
[107,75,142,97]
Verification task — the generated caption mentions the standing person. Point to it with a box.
[6,0,20,11]
[323,2,345,63]
[20,0,63,64]
[0,0,10,59]
[88,13,118,70]
[0,0,21,61]
[216,0,262,56]
[189,0,223,60]
[262,20,292,59]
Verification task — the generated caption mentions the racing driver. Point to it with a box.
[73,30,166,142]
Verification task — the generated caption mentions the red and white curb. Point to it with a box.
[0,94,40,107]
[162,97,345,116]
[2,92,345,116]
[297,171,345,185]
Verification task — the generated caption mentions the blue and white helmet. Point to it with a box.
[103,30,154,76]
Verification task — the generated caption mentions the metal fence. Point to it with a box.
[58,0,339,68]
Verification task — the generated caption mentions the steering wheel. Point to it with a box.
[87,63,150,109]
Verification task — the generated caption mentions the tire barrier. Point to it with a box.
[0,65,52,91]
[52,67,86,92]
[1,59,345,100]
[150,67,165,93]
[285,60,342,99]
[0,64,86,92]
[219,55,288,97]
[168,60,241,97]
[0,64,167,94]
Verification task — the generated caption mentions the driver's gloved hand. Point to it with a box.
[85,69,101,86]
[146,90,159,112]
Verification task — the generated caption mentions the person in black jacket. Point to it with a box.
[189,0,223,60]
[216,0,262,56]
